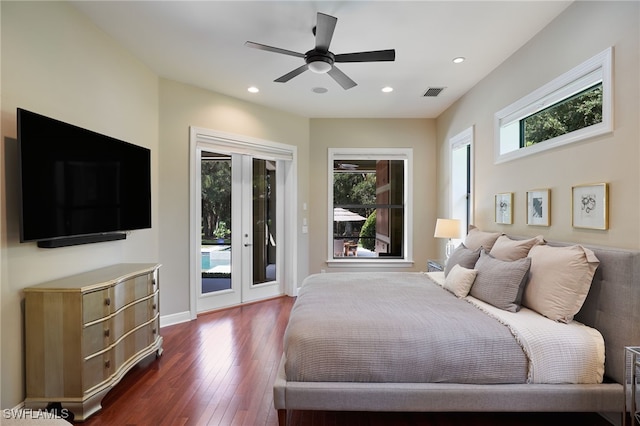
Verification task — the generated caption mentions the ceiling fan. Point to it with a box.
[245,12,395,90]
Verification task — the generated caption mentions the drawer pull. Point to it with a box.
[105,360,110,369]
[105,297,111,306]
[152,303,157,310]
[152,328,157,334]
[104,329,110,337]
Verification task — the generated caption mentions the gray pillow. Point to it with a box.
[444,243,481,277]
[469,250,531,312]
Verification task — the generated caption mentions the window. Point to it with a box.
[328,148,413,266]
[495,47,612,164]
[450,126,474,241]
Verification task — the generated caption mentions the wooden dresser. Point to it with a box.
[23,263,162,421]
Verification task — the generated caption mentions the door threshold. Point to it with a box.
[196,294,289,317]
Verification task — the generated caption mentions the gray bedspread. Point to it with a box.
[284,272,528,384]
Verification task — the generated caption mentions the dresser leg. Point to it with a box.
[45,402,74,422]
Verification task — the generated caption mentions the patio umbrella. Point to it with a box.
[333,207,366,222]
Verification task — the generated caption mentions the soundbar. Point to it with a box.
[37,232,126,248]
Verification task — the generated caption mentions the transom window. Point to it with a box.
[495,47,612,163]
[327,148,413,266]
[521,82,603,147]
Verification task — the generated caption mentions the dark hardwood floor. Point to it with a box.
[78,296,615,426]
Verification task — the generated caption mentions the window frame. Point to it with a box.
[494,47,613,164]
[327,148,413,267]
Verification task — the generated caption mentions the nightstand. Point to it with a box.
[427,259,445,272]
[625,346,640,426]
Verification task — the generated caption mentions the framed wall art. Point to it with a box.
[572,183,608,230]
[526,189,550,226]
[495,192,513,224]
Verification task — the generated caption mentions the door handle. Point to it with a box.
[244,243,252,247]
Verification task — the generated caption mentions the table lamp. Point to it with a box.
[434,218,461,261]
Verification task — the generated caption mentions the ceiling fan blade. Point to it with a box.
[274,64,309,83]
[245,41,305,58]
[315,12,337,52]
[327,66,357,90]
[334,49,396,63]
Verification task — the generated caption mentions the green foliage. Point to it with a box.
[201,159,231,239]
[213,221,229,239]
[523,83,603,147]
[333,172,376,218]
[359,210,376,251]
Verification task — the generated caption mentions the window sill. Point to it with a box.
[326,259,414,268]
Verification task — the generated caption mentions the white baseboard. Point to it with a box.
[160,311,192,328]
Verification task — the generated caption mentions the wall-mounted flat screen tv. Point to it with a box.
[18,108,151,248]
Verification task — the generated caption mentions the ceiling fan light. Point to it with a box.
[308,60,332,74]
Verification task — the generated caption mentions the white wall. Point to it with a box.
[436,1,640,249]
[1,1,160,409]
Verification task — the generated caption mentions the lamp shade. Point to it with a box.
[434,218,461,239]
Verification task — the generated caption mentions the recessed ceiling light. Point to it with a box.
[247,86,259,93]
[312,87,328,94]
[452,57,465,64]
[382,86,394,93]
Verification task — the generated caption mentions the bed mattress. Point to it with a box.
[284,272,528,384]
[284,271,604,385]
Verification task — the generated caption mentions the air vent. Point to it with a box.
[423,87,445,97]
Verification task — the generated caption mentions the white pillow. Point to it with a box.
[444,264,478,298]
[522,244,599,323]
[489,235,545,261]
[464,225,502,252]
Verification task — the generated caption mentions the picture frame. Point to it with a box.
[495,192,513,224]
[526,189,550,226]
[572,183,608,230]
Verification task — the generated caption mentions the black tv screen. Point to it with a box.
[18,108,151,247]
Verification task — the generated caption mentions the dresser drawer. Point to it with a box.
[84,350,113,394]
[83,318,110,357]
[112,274,153,311]
[111,296,155,342]
[83,289,111,324]
[112,320,156,372]
[151,290,159,316]
[151,315,160,343]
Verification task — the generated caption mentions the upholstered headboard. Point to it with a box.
[513,238,640,384]
[571,243,640,384]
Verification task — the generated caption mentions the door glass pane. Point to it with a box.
[201,152,231,293]
[252,159,276,285]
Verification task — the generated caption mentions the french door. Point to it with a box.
[191,130,294,314]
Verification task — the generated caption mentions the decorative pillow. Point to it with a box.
[469,250,531,312]
[464,225,502,252]
[444,264,477,298]
[522,245,600,323]
[444,243,481,277]
[489,235,545,261]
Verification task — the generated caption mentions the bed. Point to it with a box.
[273,234,640,425]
